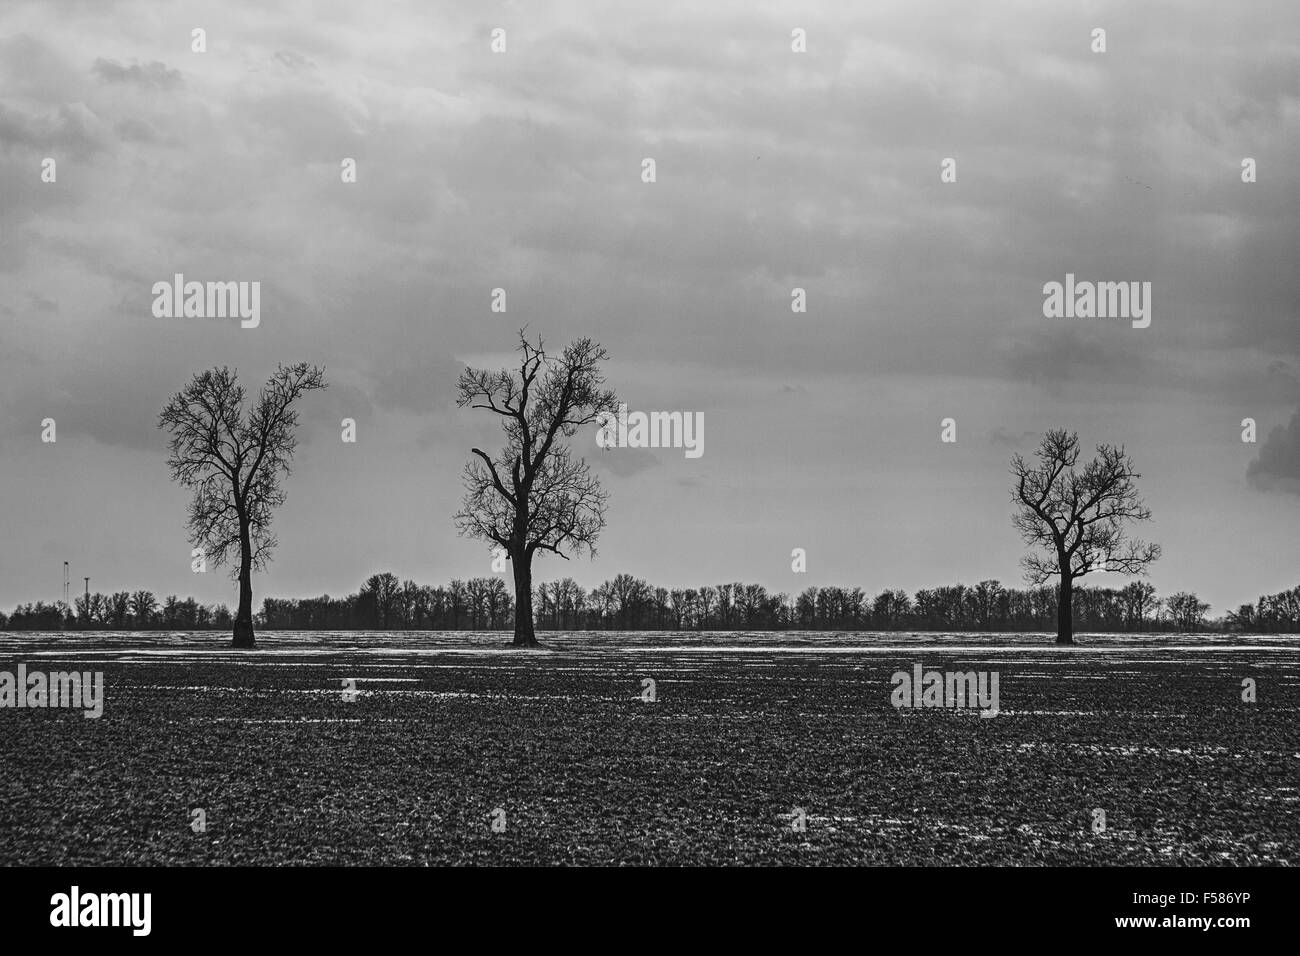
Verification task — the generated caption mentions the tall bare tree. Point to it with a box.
[159,363,326,647]
[455,332,618,646]
[1011,429,1161,644]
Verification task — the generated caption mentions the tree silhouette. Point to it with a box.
[1011,429,1160,644]
[454,332,617,646]
[1165,591,1210,632]
[159,363,326,647]
[129,590,158,628]
[1119,580,1158,631]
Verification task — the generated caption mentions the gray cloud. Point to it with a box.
[92,58,182,90]
[1005,327,1149,393]
[1265,361,1300,403]
[1248,406,1300,495]
[988,427,1040,448]
[273,50,317,72]
[0,102,106,159]
[114,117,160,143]
[0,33,82,101]
[371,355,469,413]
[590,447,662,479]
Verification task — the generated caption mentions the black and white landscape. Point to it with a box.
[1,0,1298,882]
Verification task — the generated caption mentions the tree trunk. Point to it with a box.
[233,519,255,648]
[512,550,538,647]
[1056,573,1074,645]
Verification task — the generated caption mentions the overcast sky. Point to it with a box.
[1,0,1298,616]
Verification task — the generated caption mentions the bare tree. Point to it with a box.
[483,577,512,629]
[107,591,131,629]
[669,588,688,630]
[455,332,618,646]
[361,572,401,629]
[697,585,716,630]
[1165,591,1210,632]
[89,592,108,626]
[465,577,489,629]
[159,363,326,647]
[608,573,650,630]
[1011,429,1161,645]
[129,590,158,628]
[448,579,467,629]
[1120,580,1159,631]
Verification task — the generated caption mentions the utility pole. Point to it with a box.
[63,561,69,605]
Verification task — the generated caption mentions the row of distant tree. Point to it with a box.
[6,575,1298,634]
[1223,584,1300,632]
[2,591,231,631]
[259,573,514,631]
[532,576,1223,632]
[233,577,1300,634]
[257,575,1296,633]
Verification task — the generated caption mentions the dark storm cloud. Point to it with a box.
[17,374,167,453]
[1218,215,1300,358]
[1248,406,1300,495]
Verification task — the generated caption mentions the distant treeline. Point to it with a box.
[259,574,513,630]
[6,573,1299,634]
[245,575,1300,634]
[2,591,231,631]
[531,576,1227,633]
